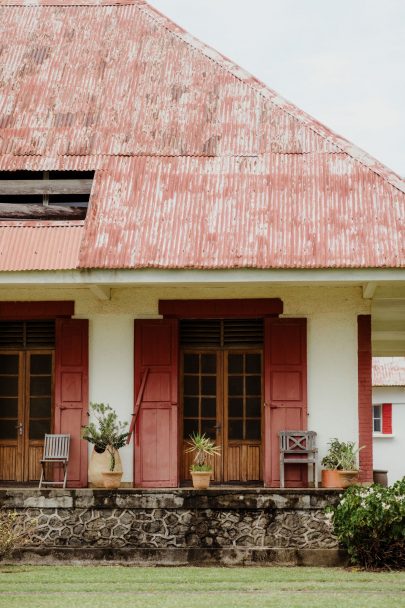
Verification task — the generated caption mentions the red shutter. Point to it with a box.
[264,318,307,487]
[54,319,89,488]
[382,403,392,434]
[134,319,179,487]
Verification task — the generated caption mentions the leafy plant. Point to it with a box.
[0,510,37,559]
[185,432,221,472]
[327,478,405,569]
[81,402,129,471]
[321,438,364,471]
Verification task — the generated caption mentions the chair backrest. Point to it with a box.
[279,431,317,453]
[43,434,70,460]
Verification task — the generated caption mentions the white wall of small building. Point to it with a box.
[0,283,370,483]
[372,386,405,484]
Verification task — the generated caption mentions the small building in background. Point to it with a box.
[372,358,405,484]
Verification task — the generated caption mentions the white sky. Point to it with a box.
[148,0,405,176]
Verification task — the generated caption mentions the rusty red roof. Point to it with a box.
[0,221,84,271]
[373,358,405,387]
[0,0,404,271]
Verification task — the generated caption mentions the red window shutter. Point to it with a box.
[382,403,392,434]
[54,319,89,488]
[264,318,307,487]
[134,319,179,487]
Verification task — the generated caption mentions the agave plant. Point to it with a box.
[185,432,221,472]
[321,438,364,471]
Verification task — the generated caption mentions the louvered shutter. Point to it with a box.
[382,403,392,434]
[134,319,179,487]
[54,319,88,488]
[264,318,307,487]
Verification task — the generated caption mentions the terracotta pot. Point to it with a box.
[338,470,359,488]
[322,469,359,488]
[88,447,122,487]
[102,470,123,489]
[321,469,343,488]
[191,471,212,489]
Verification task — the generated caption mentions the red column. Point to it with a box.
[358,315,373,482]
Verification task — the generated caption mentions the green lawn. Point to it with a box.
[0,565,404,608]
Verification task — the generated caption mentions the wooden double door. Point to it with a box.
[181,348,263,483]
[0,350,54,482]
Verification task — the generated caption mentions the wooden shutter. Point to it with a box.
[264,318,307,487]
[54,319,88,488]
[382,403,392,434]
[134,319,179,487]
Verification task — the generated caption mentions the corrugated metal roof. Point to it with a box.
[0,221,84,270]
[373,358,405,387]
[0,0,404,271]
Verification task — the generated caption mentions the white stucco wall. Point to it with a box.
[0,284,370,482]
[372,386,405,484]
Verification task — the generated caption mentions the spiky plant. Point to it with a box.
[185,432,221,472]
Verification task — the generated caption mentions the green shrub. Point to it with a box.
[328,477,405,569]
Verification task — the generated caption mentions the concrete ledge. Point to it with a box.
[10,546,347,567]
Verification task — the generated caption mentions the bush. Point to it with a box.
[0,510,36,559]
[328,477,405,569]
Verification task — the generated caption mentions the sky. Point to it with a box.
[148,0,405,176]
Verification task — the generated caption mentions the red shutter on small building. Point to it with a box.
[264,318,307,487]
[382,403,392,434]
[134,319,179,487]
[54,319,89,488]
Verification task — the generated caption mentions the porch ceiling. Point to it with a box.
[371,286,405,356]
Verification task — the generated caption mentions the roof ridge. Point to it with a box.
[136,0,405,196]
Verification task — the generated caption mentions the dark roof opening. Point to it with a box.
[0,171,94,220]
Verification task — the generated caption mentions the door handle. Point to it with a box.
[15,422,23,436]
[213,424,221,432]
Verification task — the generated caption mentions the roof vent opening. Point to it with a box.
[0,171,94,220]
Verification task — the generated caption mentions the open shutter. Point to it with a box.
[264,318,307,487]
[134,319,179,487]
[382,403,392,434]
[54,319,88,488]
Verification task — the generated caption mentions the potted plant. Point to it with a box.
[82,402,129,489]
[185,432,221,489]
[321,438,364,488]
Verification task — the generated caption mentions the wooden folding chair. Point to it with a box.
[279,430,318,488]
[38,434,70,489]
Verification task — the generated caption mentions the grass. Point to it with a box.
[0,565,404,608]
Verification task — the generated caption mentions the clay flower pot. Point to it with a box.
[322,469,342,488]
[191,470,212,489]
[88,447,122,487]
[322,469,359,488]
[102,470,123,489]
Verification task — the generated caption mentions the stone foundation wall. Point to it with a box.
[0,488,343,565]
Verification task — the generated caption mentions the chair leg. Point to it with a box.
[280,457,285,488]
[39,463,44,489]
[63,462,68,489]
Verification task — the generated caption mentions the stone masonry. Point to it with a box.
[0,488,343,566]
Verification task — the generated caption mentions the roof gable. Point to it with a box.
[0,0,404,270]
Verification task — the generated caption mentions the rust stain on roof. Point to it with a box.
[373,358,405,387]
[0,0,404,271]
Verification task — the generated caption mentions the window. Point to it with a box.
[373,403,392,435]
[0,171,94,220]
[373,405,382,433]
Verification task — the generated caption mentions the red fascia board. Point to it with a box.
[0,301,74,320]
[159,299,283,318]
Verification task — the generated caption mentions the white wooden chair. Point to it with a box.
[279,430,318,488]
[38,434,70,489]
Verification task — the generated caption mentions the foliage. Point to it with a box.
[185,433,221,472]
[81,402,129,471]
[328,477,405,569]
[321,438,364,471]
[0,510,36,559]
